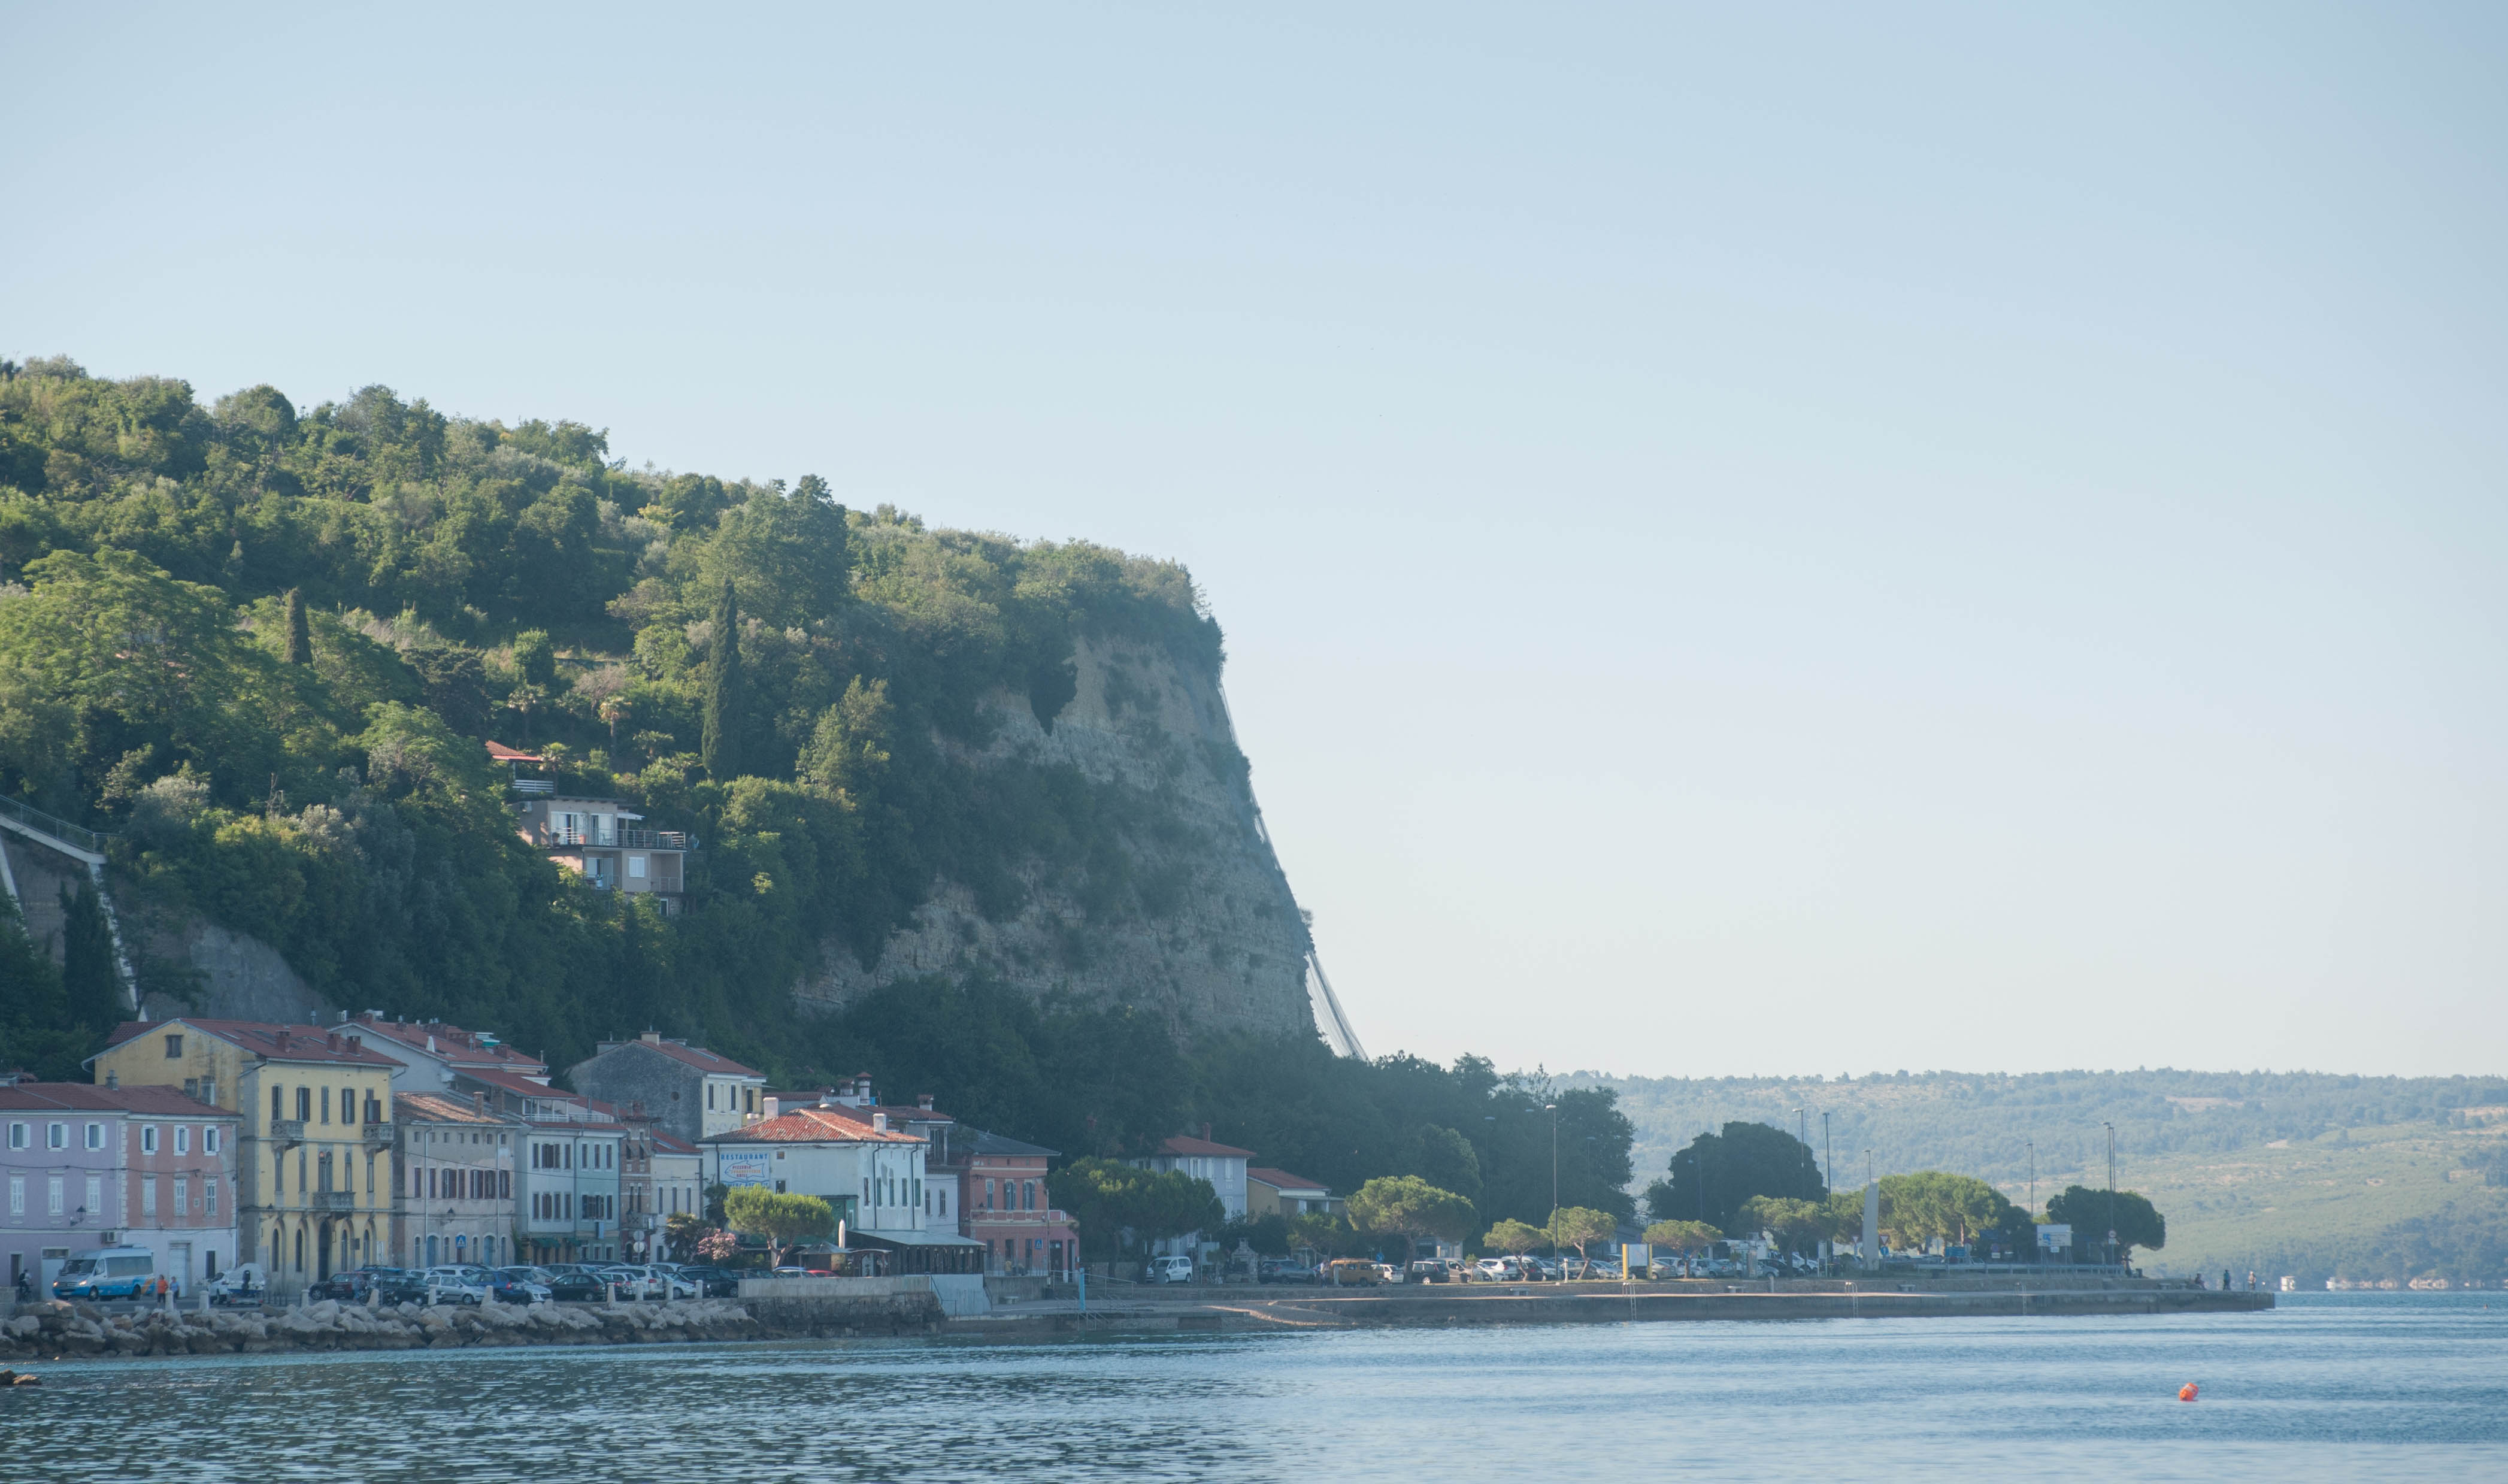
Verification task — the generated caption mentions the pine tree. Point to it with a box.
[59,877,124,1038]
[702,580,742,781]
[282,587,311,665]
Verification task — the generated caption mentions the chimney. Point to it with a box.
[425,1034,437,1053]
[471,1092,486,1113]
[641,1031,661,1044]
[872,1112,889,1134]
[275,1030,289,1052]
[917,1094,934,1112]
[328,1031,343,1050]
[105,1070,118,1089]
[1201,1122,1213,1143]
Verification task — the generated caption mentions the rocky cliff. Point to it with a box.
[798,634,1320,1041]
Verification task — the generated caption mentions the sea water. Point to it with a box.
[2,1292,2498,1481]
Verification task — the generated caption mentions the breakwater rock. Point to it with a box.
[0,1298,774,1360]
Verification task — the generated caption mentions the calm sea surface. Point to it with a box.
[2,1293,2498,1482]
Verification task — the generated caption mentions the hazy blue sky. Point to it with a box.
[7,4,2502,1077]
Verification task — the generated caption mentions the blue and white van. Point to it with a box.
[53,1246,167,1301]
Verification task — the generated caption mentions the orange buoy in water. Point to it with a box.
[2178,1383,2200,1402]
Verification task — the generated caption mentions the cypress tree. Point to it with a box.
[59,878,124,1038]
[282,587,311,665]
[702,580,741,781]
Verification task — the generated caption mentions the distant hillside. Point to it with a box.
[1571,1068,2508,1284]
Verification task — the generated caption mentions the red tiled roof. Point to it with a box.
[0,1083,236,1116]
[593,1038,762,1079]
[355,1017,547,1074]
[485,741,545,762]
[651,1131,699,1154]
[105,1019,402,1069]
[456,1067,566,1099]
[1158,1134,1256,1159]
[393,1092,511,1126]
[702,1107,925,1146]
[1247,1167,1329,1195]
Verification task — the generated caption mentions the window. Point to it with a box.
[174,1177,189,1215]
[706,1084,716,1110]
[1023,1180,1035,1212]
[6,1123,22,1150]
[320,1087,331,1125]
[143,1177,157,1216]
[341,1087,355,1125]
[201,1080,217,1107]
[84,1175,101,1214]
[499,1171,510,1200]
[48,1177,63,1216]
[142,1126,159,1155]
[175,1126,190,1155]
[165,1033,184,1059]
[84,1123,103,1150]
[296,1088,311,1122]
[628,854,646,879]
[205,1126,220,1155]
[272,1086,283,1122]
[205,1178,216,1216]
[7,1176,18,1216]
[46,1123,65,1150]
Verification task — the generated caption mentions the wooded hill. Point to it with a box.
[0,356,1641,1232]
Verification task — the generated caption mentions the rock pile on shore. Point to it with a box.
[1,1298,763,1360]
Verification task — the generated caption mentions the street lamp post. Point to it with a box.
[2103,1122,2118,1270]
[1546,1103,1559,1265]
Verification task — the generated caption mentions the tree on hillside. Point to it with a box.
[1548,1206,1619,1266]
[1644,1121,1826,1235]
[1483,1218,1545,1256]
[511,629,557,689]
[282,588,310,665]
[2045,1185,2165,1262]
[1349,1176,1477,1261]
[701,580,741,781]
[723,1187,834,1267]
[60,879,122,1041]
[1411,1124,1484,1203]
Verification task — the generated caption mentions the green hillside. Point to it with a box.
[1579,1068,2508,1285]
[0,355,1650,1234]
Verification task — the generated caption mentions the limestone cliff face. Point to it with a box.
[795,635,1319,1041]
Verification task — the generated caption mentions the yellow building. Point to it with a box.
[96,1018,401,1298]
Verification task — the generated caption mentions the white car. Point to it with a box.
[1147,1255,1194,1284]
[207,1264,268,1306]
[421,1267,490,1306]
[630,1264,697,1300]
[1474,1257,1529,1282]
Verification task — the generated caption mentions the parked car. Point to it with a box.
[489,1267,555,1304]
[620,1264,696,1300]
[308,1264,399,1302]
[1373,1263,1404,1283]
[1256,1258,1316,1285]
[207,1263,268,1307]
[53,1246,168,1301]
[1147,1255,1194,1285]
[672,1265,742,1297]
[420,1267,490,1306]
[1406,1260,1452,1284]
[1322,1258,1382,1286]
[1474,1257,1534,1282]
[539,1265,612,1303]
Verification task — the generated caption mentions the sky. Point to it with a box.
[5,3,2503,1079]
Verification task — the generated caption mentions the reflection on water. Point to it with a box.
[5,1294,2502,1482]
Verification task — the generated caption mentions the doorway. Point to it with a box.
[170,1241,192,1293]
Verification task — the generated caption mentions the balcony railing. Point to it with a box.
[362,1123,393,1147]
[268,1119,305,1144]
[311,1191,356,1212]
[529,825,690,851]
[511,779,555,795]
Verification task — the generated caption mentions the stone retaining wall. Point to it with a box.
[0,1298,767,1361]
